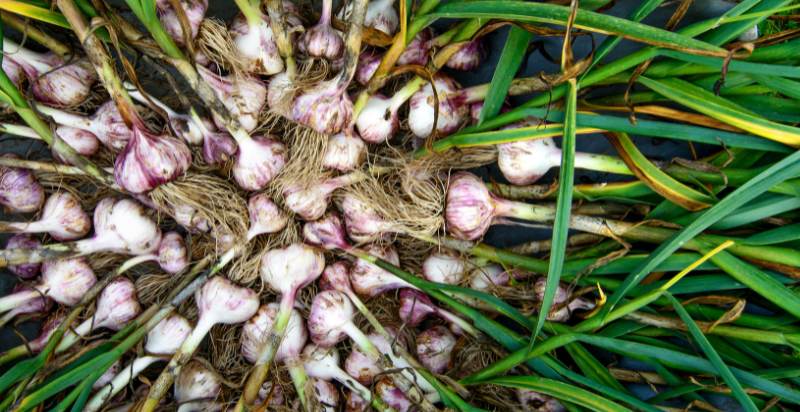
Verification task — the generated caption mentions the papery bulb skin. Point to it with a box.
[422,252,465,285]
[157,232,189,274]
[356,94,398,144]
[376,379,413,412]
[498,137,561,185]
[233,135,286,191]
[339,194,389,243]
[146,314,192,354]
[397,28,433,66]
[398,288,437,326]
[89,101,133,151]
[38,192,91,241]
[344,346,380,386]
[408,74,468,138]
[445,172,496,241]
[445,39,486,71]
[314,378,340,412]
[517,389,566,412]
[0,154,45,213]
[2,58,24,87]
[198,65,267,132]
[303,23,344,60]
[365,0,399,35]
[195,276,259,325]
[29,315,63,353]
[242,303,307,364]
[260,243,325,295]
[246,193,289,240]
[308,290,354,347]
[319,262,353,293]
[173,202,211,233]
[346,390,370,412]
[6,234,42,279]
[93,277,141,330]
[93,360,121,390]
[416,326,456,374]
[156,0,208,45]
[201,130,237,165]
[469,265,509,291]
[52,126,100,162]
[266,72,293,116]
[114,125,192,194]
[323,132,366,171]
[257,381,285,407]
[39,258,96,306]
[90,198,162,255]
[31,59,97,107]
[230,13,284,76]
[355,50,382,85]
[350,244,407,297]
[292,80,353,135]
[303,212,352,251]
[469,102,484,125]
[175,360,222,404]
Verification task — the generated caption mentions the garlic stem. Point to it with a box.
[0,220,59,235]
[286,361,311,412]
[0,289,39,314]
[55,316,95,352]
[2,40,53,73]
[36,105,95,130]
[87,356,161,412]
[0,123,41,139]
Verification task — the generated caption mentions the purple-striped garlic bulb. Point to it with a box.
[0,192,90,241]
[0,154,45,213]
[246,193,289,240]
[156,0,208,45]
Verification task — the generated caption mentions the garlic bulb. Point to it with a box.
[355,94,398,144]
[266,72,293,116]
[422,252,466,285]
[302,345,369,409]
[322,131,367,172]
[350,244,408,297]
[291,78,353,135]
[303,0,344,60]
[157,232,189,274]
[241,303,307,364]
[52,126,101,161]
[0,154,45,213]
[307,290,359,347]
[445,38,486,71]
[376,379,414,412]
[517,389,566,412]
[232,135,287,191]
[346,390,370,412]
[175,360,222,412]
[0,192,90,241]
[5,234,42,279]
[260,243,325,303]
[397,28,433,66]
[201,128,238,165]
[197,65,267,132]
[114,122,192,194]
[338,193,390,243]
[533,277,595,322]
[0,285,51,328]
[0,257,95,314]
[38,101,132,151]
[74,198,162,256]
[444,172,497,240]
[303,212,352,251]
[408,74,468,138]
[246,193,289,240]
[257,381,285,408]
[398,289,477,336]
[230,12,284,76]
[497,137,561,185]
[313,378,340,412]
[344,345,381,386]
[365,0,399,35]
[355,50,382,85]
[2,57,24,87]
[284,173,363,221]
[156,0,208,46]
[416,326,456,374]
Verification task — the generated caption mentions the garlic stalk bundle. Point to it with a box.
[445,38,486,71]
[246,193,289,240]
[175,360,223,412]
[498,137,631,185]
[55,277,141,352]
[0,192,90,241]
[350,244,410,297]
[0,257,95,314]
[114,115,193,194]
[0,154,45,213]
[5,234,42,279]
[86,314,192,412]
[241,244,325,404]
[533,278,595,322]
[517,389,566,412]
[322,130,367,171]
[416,325,456,374]
[0,285,51,328]
[355,84,421,143]
[398,288,478,336]
[302,345,376,408]
[0,123,100,163]
[156,0,208,46]
[2,39,97,106]
[303,0,344,60]
[313,378,340,412]
[422,252,466,285]
[37,101,132,151]
[397,28,433,66]
[155,231,190,274]
[355,50,382,85]
[230,12,284,76]
[197,66,267,133]
[408,74,469,138]
[284,172,365,221]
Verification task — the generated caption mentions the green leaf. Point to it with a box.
[666,294,758,412]
[478,27,532,124]
[751,74,800,100]
[0,1,70,28]
[742,223,800,245]
[420,1,723,53]
[533,79,577,343]
[601,147,800,317]
[484,375,632,412]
